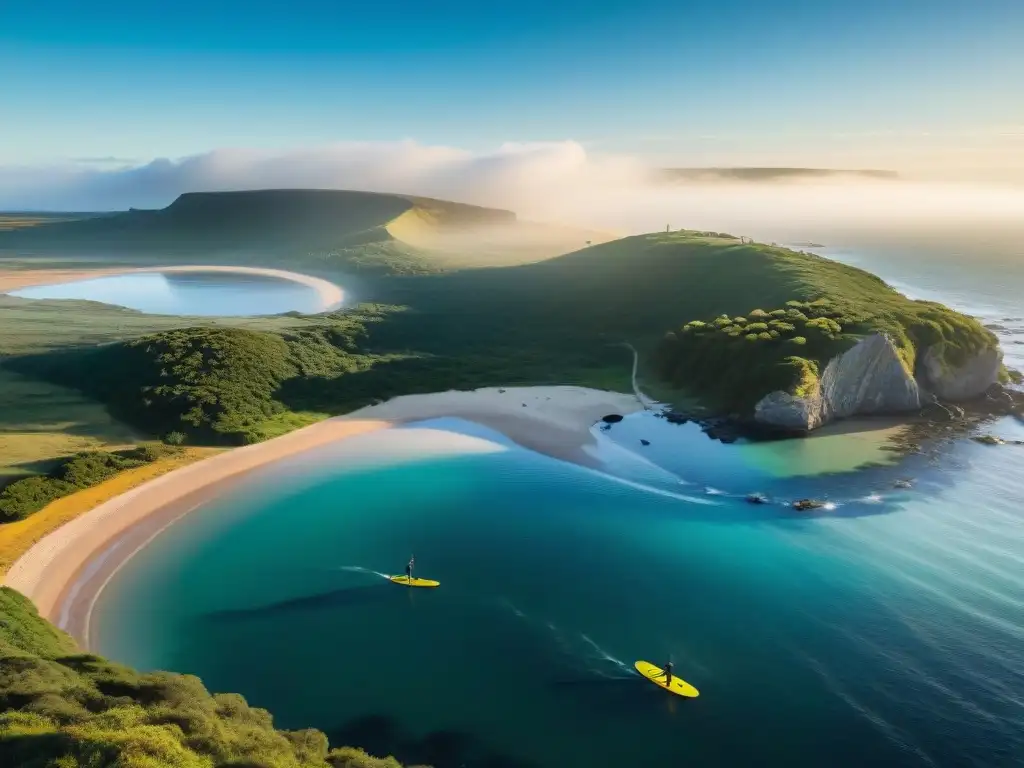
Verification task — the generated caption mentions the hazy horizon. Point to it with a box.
[3,141,1023,248]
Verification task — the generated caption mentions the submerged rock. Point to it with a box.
[792,498,826,511]
[893,478,914,489]
[972,434,1005,445]
[640,439,650,446]
[746,493,769,505]
[602,414,624,424]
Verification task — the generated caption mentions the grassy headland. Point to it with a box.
[0,586,405,767]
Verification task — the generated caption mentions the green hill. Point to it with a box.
[363,231,998,409]
[0,190,610,274]
[0,586,407,768]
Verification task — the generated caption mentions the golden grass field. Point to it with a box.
[0,446,221,575]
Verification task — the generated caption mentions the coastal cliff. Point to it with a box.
[753,334,923,431]
[752,334,1004,431]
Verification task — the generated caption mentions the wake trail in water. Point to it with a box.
[580,634,632,676]
[336,565,392,580]
[591,469,723,506]
[495,598,633,679]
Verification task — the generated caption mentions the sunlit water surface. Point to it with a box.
[10,270,327,316]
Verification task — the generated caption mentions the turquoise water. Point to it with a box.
[9,270,326,316]
[93,416,1024,768]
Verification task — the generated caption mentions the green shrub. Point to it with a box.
[163,431,187,446]
[0,477,77,522]
[0,587,408,768]
[0,449,169,524]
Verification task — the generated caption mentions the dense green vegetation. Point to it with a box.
[0,587,407,767]
[6,306,633,446]
[6,321,372,445]
[654,291,997,410]
[0,446,179,523]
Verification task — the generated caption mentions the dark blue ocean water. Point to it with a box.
[9,270,325,316]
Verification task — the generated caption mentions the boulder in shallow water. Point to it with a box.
[640,439,650,446]
[602,414,624,424]
[792,498,826,511]
[971,434,1005,445]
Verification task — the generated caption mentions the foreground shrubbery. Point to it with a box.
[0,446,180,523]
[0,587,409,767]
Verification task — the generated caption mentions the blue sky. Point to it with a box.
[1,0,1022,173]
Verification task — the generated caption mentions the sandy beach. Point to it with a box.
[2,385,641,646]
[0,265,344,311]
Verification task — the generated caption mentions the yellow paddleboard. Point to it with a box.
[635,661,699,698]
[389,575,440,588]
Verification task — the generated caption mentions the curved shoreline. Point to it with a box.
[2,385,641,647]
[0,265,344,313]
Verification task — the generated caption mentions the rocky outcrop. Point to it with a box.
[754,334,921,431]
[754,333,1004,432]
[919,344,1003,401]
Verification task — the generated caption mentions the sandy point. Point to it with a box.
[2,385,641,646]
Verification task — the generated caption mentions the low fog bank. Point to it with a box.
[2,140,1022,250]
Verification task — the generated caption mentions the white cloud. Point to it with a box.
[0,141,645,214]
[2,140,1023,240]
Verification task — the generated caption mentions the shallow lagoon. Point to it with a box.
[9,270,328,316]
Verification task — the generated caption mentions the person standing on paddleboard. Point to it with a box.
[405,555,415,582]
[664,660,674,685]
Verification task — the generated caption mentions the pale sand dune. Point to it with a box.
[0,265,344,311]
[3,386,641,643]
